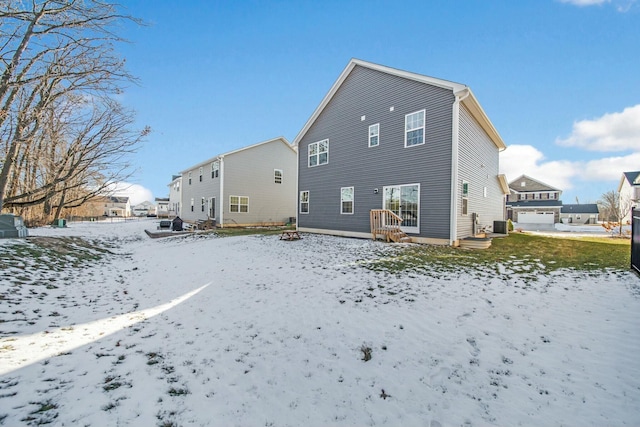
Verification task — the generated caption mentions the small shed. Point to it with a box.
[172,216,184,231]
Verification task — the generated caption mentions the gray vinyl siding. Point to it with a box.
[180,163,221,223]
[223,140,297,226]
[298,65,455,239]
[457,104,504,238]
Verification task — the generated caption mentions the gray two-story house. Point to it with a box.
[295,59,508,245]
[180,137,297,227]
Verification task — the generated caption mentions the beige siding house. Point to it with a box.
[618,171,640,223]
[180,137,297,227]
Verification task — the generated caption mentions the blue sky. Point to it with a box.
[114,0,639,205]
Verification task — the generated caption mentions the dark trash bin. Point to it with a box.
[172,216,183,231]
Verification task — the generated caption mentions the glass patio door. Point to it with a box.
[383,184,420,233]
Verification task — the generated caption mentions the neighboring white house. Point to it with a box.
[155,198,169,218]
[168,175,182,218]
[180,137,297,227]
[618,171,640,223]
[93,196,131,217]
[131,201,155,216]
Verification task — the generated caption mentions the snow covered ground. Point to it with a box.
[1,219,639,427]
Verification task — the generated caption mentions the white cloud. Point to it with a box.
[499,144,578,189]
[499,145,640,192]
[558,0,610,5]
[557,0,636,10]
[582,151,640,181]
[108,182,154,206]
[556,104,640,151]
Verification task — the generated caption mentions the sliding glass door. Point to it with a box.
[383,184,420,233]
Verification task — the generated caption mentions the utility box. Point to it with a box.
[0,214,29,238]
[493,220,508,234]
[52,218,67,228]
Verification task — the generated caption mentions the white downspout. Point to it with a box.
[219,155,225,228]
[449,89,470,246]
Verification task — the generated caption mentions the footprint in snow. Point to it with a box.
[429,367,450,386]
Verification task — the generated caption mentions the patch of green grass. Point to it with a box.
[368,232,630,274]
[211,225,294,238]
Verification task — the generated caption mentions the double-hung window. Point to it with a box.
[405,110,425,147]
[190,198,194,212]
[199,167,203,182]
[462,181,469,215]
[308,139,329,167]
[274,169,283,184]
[229,196,249,213]
[188,172,192,185]
[300,191,309,214]
[211,161,219,178]
[201,197,205,212]
[368,124,379,147]
[341,187,354,214]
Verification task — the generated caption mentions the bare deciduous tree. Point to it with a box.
[599,190,632,236]
[0,0,146,224]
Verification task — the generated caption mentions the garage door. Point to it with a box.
[518,212,555,224]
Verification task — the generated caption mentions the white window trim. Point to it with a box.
[229,195,249,213]
[274,169,283,184]
[211,161,219,178]
[404,109,426,148]
[308,139,329,167]
[199,167,203,182]
[462,181,469,216]
[188,172,192,185]
[300,191,309,214]
[368,123,379,147]
[340,186,354,215]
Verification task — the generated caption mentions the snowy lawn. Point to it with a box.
[1,219,639,427]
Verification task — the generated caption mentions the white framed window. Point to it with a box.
[274,169,283,184]
[368,123,379,147]
[462,181,469,215]
[188,172,192,185]
[201,197,205,212]
[405,110,425,147]
[308,139,329,167]
[550,192,556,199]
[229,196,249,213]
[211,161,219,178]
[199,167,203,182]
[300,191,309,214]
[341,187,354,214]
[190,198,194,212]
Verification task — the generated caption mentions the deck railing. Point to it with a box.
[370,209,403,242]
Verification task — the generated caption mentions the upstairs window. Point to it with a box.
[274,169,283,184]
[308,139,329,167]
[199,167,203,182]
[211,161,219,178]
[368,123,379,147]
[188,172,192,185]
[341,187,354,214]
[405,110,425,147]
[300,191,309,214]
[229,196,249,213]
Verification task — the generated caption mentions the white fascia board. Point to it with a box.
[179,137,293,174]
[457,88,506,151]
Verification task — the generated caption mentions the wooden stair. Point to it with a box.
[370,209,412,243]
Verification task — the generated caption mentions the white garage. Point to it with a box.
[517,211,555,224]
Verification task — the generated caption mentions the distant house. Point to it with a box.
[618,171,640,222]
[155,197,169,218]
[180,137,297,227]
[168,175,182,218]
[294,59,509,245]
[90,196,131,217]
[132,201,155,216]
[560,204,599,224]
[506,175,562,225]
